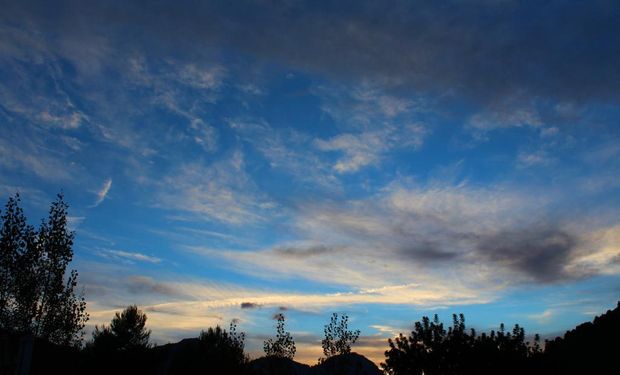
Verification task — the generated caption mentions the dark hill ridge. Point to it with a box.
[247,353,381,375]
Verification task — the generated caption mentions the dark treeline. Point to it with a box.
[1,194,619,374]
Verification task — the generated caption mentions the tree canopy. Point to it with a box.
[0,193,88,346]
[91,305,151,351]
[320,313,360,362]
[263,313,296,359]
[382,313,541,375]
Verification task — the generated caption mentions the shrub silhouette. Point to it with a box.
[320,313,360,363]
[0,193,88,346]
[382,313,541,375]
[263,313,296,359]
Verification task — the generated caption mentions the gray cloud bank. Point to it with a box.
[3,0,619,107]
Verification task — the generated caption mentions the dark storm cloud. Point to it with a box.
[3,0,619,106]
[240,302,260,309]
[399,243,460,263]
[274,244,335,258]
[392,224,583,283]
[126,276,181,297]
[475,227,581,283]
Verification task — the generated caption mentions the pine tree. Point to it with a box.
[91,305,151,351]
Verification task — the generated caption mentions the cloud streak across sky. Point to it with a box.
[1,0,620,365]
[91,178,112,207]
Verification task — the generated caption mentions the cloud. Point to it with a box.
[126,276,178,296]
[312,84,428,173]
[92,178,112,207]
[191,181,620,292]
[155,151,276,225]
[6,1,619,108]
[476,228,579,283]
[0,132,74,181]
[527,309,555,324]
[315,132,386,173]
[468,107,543,131]
[517,150,551,168]
[98,249,162,264]
[273,245,335,258]
[228,118,339,189]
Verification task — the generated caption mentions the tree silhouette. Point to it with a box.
[382,313,541,375]
[320,313,360,362]
[91,305,151,351]
[0,193,88,346]
[542,301,620,374]
[198,322,248,369]
[263,313,296,359]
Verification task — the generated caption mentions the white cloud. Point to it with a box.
[517,150,551,168]
[98,249,162,264]
[0,136,74,181]
[312,84,429,173]
[315,132,386,173]
[527,309,554,324]
[176,63,225,90]
[156,151,276,225]
[92,178,112,207]
[468,107,542,130]
[228,118,339,189]
[315,125,428,173]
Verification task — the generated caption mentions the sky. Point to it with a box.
[1,0,620,365]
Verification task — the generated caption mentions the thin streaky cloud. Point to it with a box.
[91,178,112,207]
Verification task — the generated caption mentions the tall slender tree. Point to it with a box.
[0,193,88,346]
[263,313,296,359]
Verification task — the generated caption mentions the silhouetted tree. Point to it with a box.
[0,193,88,346]
[320,313,360,363]
[382,313,541,375]
[264,313,296,359]
[91,305,151,351]
[199,322,248,369]
[542,301,620,374]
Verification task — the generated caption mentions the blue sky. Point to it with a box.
[1,0,620,364]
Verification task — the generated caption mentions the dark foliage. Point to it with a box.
[89,305,151,352]
[0,193,88,346]
[165,322,248,374]
[264,313,296,359]
[320,313,360,363]
[541,301,620,374]
[382,313,542,375]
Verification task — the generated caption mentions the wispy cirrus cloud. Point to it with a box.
[97,249,162,264]
[156,151,276,225]
[91,178,112,207]
[314,84,428,173]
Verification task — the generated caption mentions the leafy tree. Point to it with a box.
[382,313,541,375]
[91,305,151,351]
[0,193,88,346]
[199,322,248,366]
[263,313,296,359]
[320,313,360,362]
[160,321,248,374]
